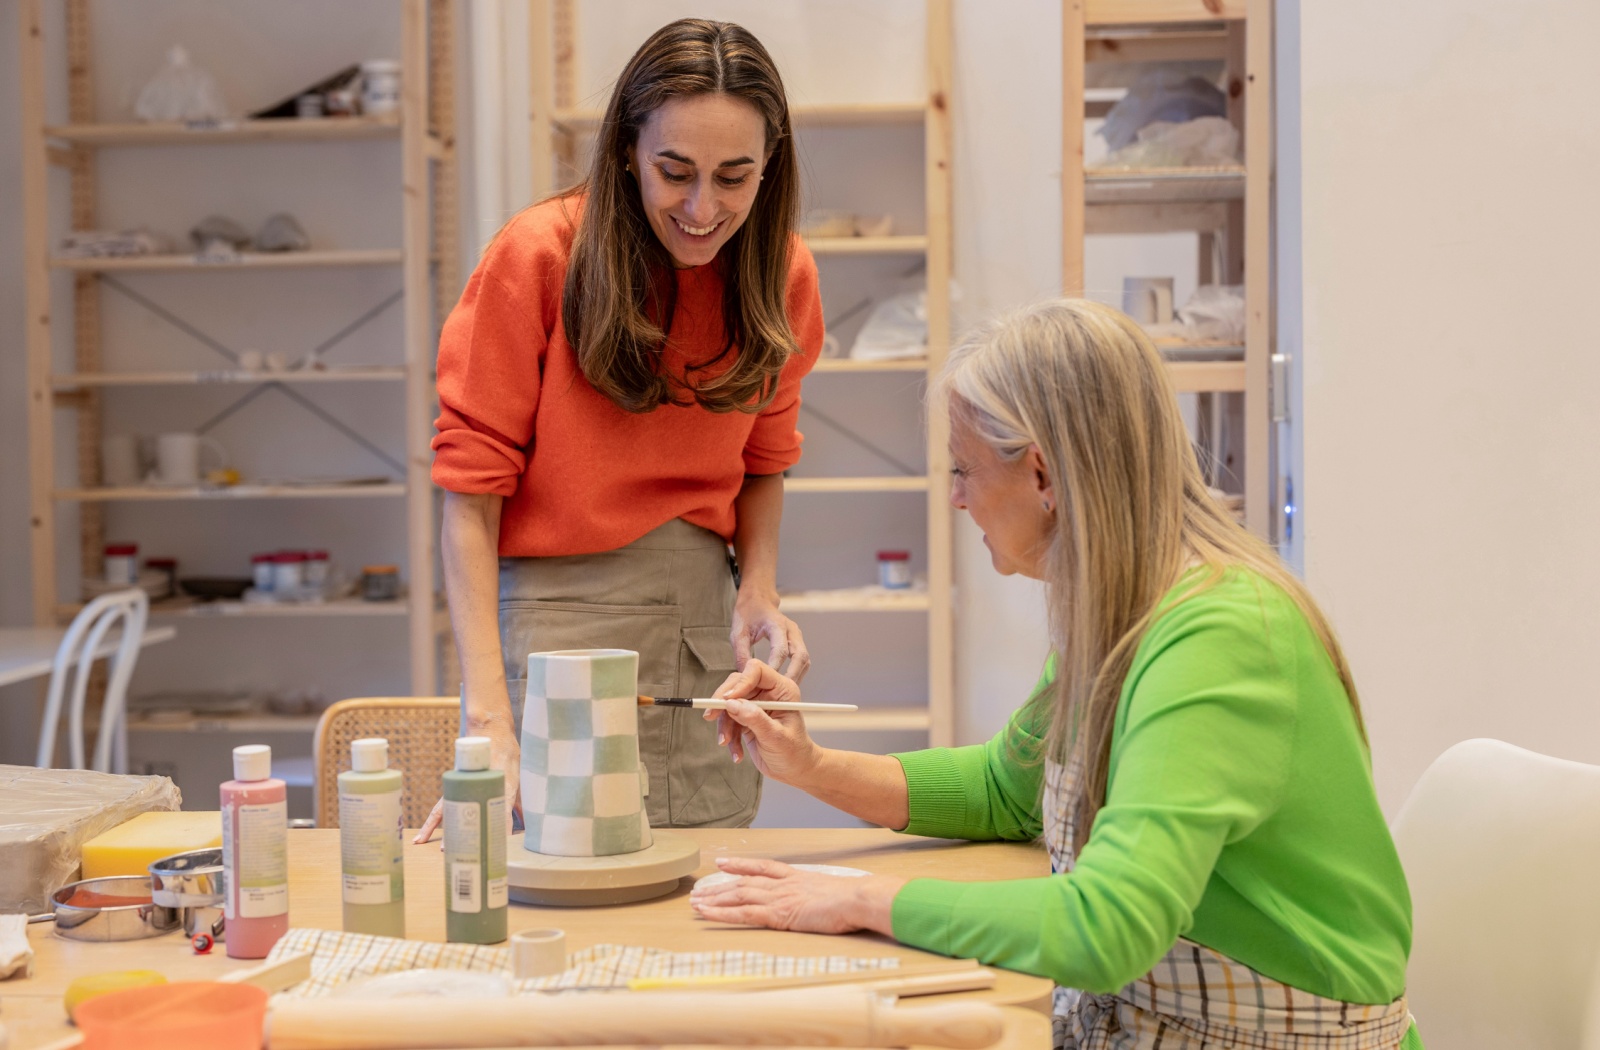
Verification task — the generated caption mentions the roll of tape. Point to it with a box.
[511,927,566,980]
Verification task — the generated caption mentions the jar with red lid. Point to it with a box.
[877,550,912,589]
[103,543,138,587]
[304,550,330,593]
[271,551,307,596]
[251,553,275,593]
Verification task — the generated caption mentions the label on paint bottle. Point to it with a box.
[450,861,481,913]
[339,789,402,904]
[486,795,508,908]
[444,798,482,914]
[225,800,289,918]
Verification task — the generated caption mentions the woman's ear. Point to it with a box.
[1026,444,1055,514]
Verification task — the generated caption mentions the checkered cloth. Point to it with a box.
[265,928,900,999]
[521,650,651,857]
[1043,759,1413,1049]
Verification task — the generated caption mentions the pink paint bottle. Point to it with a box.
[221,744,289,958]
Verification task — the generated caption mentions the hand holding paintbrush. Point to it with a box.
[637,695,856,714]
[692,658,833,779]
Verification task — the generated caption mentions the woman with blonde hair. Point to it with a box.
[419,18,822,843]
[692,299,1421,1049]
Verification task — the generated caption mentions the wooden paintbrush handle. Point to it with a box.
[267,989,1004,1049]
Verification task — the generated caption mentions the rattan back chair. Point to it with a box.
[313,697,459,829]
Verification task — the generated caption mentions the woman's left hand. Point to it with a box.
[689,857,906,936]
[731,590,811,682]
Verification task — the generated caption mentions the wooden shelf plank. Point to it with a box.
[805,235,928,256]
[810,357,928,373]
[784,476,928,494]
[1086,0,1247,25]
[45,117,402,147]
[1086,167,1245,205]
[50,249,403,272]
[806,707,932,733]
[1154,339,1244,362]
[781,589,931,613]
[1166,360,1245,393]
[1086,28,1229,62]
[553,102,925,131]
[58,597,409,619]
[55,483,405,502]
[1084,200,1230,235]
[53,367,406,388]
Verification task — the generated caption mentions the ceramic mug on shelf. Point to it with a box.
[153,432,226,486]
[1122,276,1176,328]
[521,649,651,858]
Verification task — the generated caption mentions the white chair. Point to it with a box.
[1392,738,1600,1050]
[35,589,150,772]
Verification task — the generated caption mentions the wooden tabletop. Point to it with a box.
[6,827,1054,1049]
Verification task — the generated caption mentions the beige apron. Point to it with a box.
[1044,757,1412,1049]
[498,518,760,828]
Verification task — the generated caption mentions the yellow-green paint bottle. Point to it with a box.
[338,737,405,937]
[443,736,507,944]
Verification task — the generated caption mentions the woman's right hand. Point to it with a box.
[413,724,521,844]
[706,659,822,786]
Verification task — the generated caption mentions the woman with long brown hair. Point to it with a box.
[692,300,1421,1049]
[417,18,823,842]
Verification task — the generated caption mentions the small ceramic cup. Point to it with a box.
[521,649,651,857]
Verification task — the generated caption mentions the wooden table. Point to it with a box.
[0,624,177,688]
[4,828,1054,1049]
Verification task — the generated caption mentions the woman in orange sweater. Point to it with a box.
[416,19,824,841]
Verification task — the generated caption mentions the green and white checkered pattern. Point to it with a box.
[521,649,652,857]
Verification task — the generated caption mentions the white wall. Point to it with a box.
[1299,0,1600,810]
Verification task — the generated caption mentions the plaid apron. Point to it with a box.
[1045,758,1413,1049]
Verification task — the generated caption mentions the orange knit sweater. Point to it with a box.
[431,198,825,557]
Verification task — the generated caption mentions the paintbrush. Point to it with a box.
[638,695,858,713]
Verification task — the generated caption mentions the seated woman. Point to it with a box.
[690,299,1420,1049]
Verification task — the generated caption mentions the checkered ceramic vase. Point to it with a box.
[520,649,653,857]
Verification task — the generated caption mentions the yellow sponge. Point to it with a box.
[80,811,223,879]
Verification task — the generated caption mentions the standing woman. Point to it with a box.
[416,19,821,841]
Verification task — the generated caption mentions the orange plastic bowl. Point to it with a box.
[74,981,267,1050]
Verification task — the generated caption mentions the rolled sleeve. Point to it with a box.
[742,241,824,475]
[431,268,545,496]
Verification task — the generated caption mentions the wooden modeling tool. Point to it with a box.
[266,987,1005,1048]
[638,695,858,714]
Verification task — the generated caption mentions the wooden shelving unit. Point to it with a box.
[528,2,955,746]
[20,0,461,694]
[1064,0,1273,537]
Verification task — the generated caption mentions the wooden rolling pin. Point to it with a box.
[266,989,1004,1049]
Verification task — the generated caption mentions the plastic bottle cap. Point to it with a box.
[456,736,491,772]
[350,737,388,772]
[233,744,272,782]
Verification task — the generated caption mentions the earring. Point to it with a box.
[1042,500,1052,512]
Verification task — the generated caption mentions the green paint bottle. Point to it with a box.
[338,737,406,937]
[443,735,508,944]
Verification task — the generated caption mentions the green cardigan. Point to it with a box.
[889,569,1413,1009]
